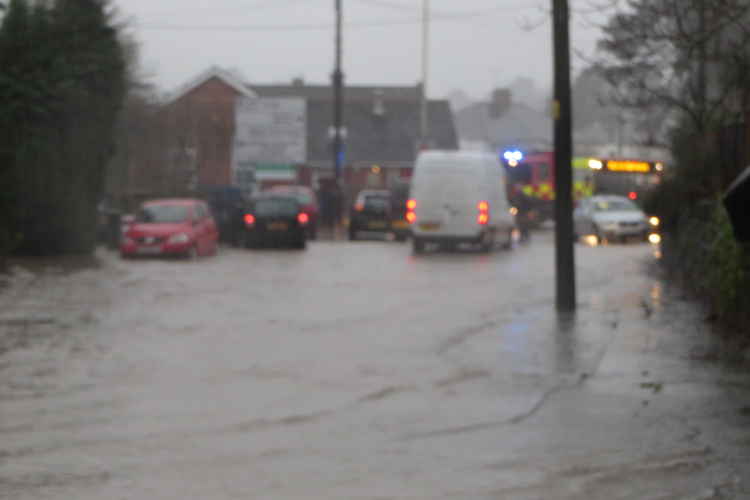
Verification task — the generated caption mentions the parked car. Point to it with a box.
[120,199,219,259]
[573,195,649,243]
[409,150,515,253]
[198,185,246,244]
[267,185,319,239]
[348,190,393,241]
[241,193,308,249]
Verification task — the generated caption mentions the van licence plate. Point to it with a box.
[419,222,441,231]
[368,221,388,229]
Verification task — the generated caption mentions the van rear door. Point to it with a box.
[412,160,484,237]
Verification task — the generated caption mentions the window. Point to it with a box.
[195,204,206,219]
[592,199,639,212]
[254,198,299,216]
[136,204,191,223]
[363,195,390,212]
[537,163,550,181]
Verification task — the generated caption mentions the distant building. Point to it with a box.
[454,88,552,155]
[155,68,458,199]
[250,79,458,194]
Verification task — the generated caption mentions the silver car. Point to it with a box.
[574,195,649,243]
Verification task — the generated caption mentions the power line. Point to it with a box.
[355,0,539,16]
[134,0,307,22]
[137,5,542,32]
[353,0,418,12]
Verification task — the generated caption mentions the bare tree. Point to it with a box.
[596,0,750,133]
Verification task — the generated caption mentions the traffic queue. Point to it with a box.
[116,149,664,259]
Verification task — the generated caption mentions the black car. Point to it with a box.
[348,190,392,241]
[241,194,308,249]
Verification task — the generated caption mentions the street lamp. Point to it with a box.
[331,0,345,233]
[419,0,430,149]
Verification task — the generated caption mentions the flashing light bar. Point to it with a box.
[503,150,524,163]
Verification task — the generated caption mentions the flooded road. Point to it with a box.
[1,232,749,499]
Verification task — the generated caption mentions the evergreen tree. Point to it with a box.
[0,0,126,256]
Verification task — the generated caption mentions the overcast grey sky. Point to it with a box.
[118,0,611,100]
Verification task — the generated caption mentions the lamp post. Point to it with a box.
[419,0,430,149]
[332,0,345,232]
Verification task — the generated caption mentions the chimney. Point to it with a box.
[373,89,386,117]
[292,77,305,87]
[489,88,512,118]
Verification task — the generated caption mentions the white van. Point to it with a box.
[408,150,515,253]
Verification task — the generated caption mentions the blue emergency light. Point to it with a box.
[503,150,524,162]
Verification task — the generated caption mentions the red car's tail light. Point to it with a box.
[406,199,417,210]
[244,214,255,227]
[406,211,417,224]
[297,213,309,225]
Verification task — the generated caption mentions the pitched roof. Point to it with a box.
[250,83,422,101]
[167,66,256,104]
[248,81,457,164]
[455,101,552,151]
[305,99,457,164]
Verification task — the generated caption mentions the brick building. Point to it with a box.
[157,67,459,197]
[163,67,256,189]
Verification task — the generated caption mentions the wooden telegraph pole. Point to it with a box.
[552,0,576,311]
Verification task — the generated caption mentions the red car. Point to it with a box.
[267,185,319,239]
[120,199,219,259]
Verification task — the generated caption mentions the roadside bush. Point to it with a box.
[658,195,750,334]
[705,204,750,325]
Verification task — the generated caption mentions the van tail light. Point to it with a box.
[628,191,638,200]
[244,214,255,227]
[297,212,309,225]
[355,202,365,212]
[406,198,417,224]
[477,200,489,225]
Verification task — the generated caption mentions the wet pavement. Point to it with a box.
[1,231,749,499]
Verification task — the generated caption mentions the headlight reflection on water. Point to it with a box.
[583,235,600,247]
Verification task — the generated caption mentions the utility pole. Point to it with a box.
[552,0,576,311]
[419,0,430,149]
[332,0,344,230]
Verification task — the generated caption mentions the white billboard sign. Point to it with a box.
[231,97,306,188]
